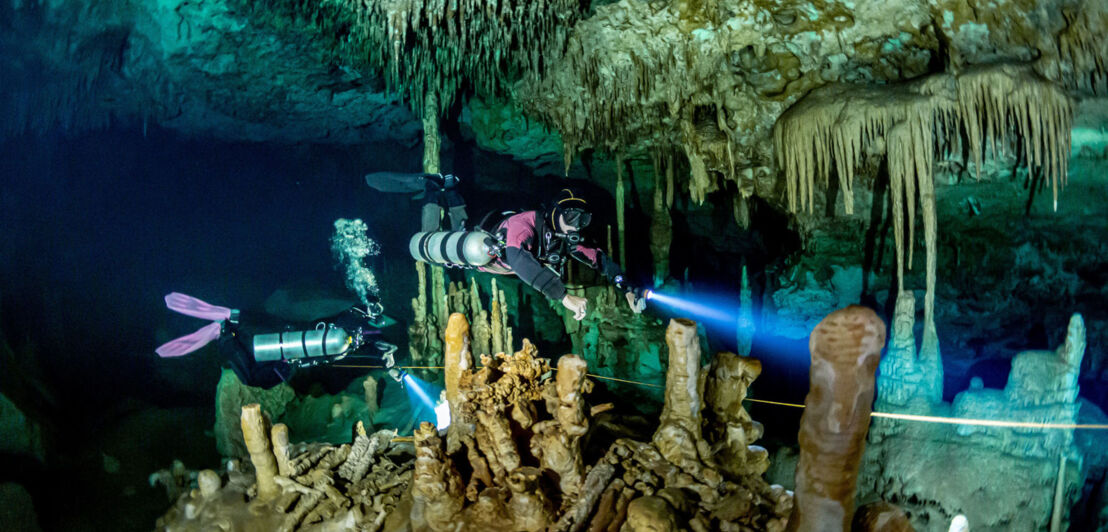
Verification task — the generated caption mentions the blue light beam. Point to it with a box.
[645,290,739,331]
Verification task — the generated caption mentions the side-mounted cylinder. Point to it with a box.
[409,230,499,267]
[253,324,353,363]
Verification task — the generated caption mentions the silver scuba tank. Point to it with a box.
[409,230,498,267]
[252,323,353,362]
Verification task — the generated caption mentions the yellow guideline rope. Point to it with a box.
[743,398,1108,430]
[336,362,1108,430]
[586,374,663,388]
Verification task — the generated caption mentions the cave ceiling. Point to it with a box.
[3,0,1106,208]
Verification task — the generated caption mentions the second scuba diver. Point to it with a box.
[156,292,397,389]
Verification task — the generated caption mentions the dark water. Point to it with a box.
[0,126,427,530]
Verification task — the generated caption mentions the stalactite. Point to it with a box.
[615,154,627,270]
[957,65,1072,211]
[649,154,672,285]
[773,66,1072,376]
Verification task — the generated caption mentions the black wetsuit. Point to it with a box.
[218,307,384,389]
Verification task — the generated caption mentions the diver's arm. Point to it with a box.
[571,246,626,286]
[504,246,567,301]
[571,246,644,313]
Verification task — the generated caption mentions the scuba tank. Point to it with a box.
[409,230,500,267]
[252,323,353,364]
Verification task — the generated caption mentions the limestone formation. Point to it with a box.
[158,413,410,531]
[877,291,943,409]
[241,403,280,502]
[954,313,1086,457]
[271,423,293,477]
[789,306,886,532]
[363,376,379,421]
[703,352,768,479]
[654,319,710,472]
[444,312,475,454]
[861,314,1092,529]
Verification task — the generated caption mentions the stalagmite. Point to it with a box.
[271,423,293,477]
[653,319,709,470]
[490,279,504,355]
[410,422,464,531]
[507,466,552,531]
[431,265,447,344]
[444,313,474,453]
[788,306,886,532]
[703,352,768,478]
[197,469,221,498]
[363,376,379,420]
[240,403,279,501]
[531,354,589,496]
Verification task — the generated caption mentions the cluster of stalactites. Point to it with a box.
[774,64,1071,345]
[1055,1,1108,96]
[774,64,1072,217]
[341,0,582,115]
[958,65,1073,209]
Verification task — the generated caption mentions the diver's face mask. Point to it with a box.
[557,208,591,245]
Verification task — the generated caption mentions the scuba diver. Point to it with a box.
[364,171,468,232]
[156,292,397,389]
[409,188,647,320]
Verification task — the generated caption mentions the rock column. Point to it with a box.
[788,306,885,532]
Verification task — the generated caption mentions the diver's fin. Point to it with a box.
[156,322,223,358]
[363,171,432,193]
[165,293,233,321]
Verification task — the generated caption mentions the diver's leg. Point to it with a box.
[447,205,468,231]
[422,203,444,232]
[444,189,468,231]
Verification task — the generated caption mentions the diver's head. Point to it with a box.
[551,189,591,236]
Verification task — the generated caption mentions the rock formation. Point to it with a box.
[861,313,1094,529]
[158,313,794,530]
[789,306,886,532]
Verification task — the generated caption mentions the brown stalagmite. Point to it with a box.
[788,306,886,532]
[653,319,709,470]
[271,423,293,477]
[555,354,589,438]
[507,467,552,531]
[240,403,279,501]
[490,279,504,355]
[703,352,768,478]
[530,354,589,496]
[410,422,464,531]
[444,313,474,454]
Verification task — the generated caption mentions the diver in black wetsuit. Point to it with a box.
[157,293,397,389]
[217,306,396,389]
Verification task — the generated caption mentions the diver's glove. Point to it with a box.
[625,290,646,314]
[613,275,647,314]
